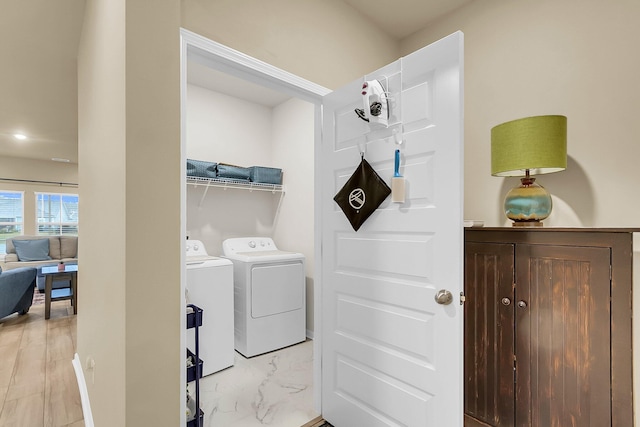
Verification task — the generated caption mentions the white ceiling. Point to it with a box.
[187,60,292,108]
[0,0,472,164]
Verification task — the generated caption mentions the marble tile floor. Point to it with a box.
[191,340,319,427]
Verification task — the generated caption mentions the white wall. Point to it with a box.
[272,98,316,335]
[186,84,316,333]
[186,83,278,255]
[186,84,273,166]
[401,0,640,228]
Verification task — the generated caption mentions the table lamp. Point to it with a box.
[491,115,567,226]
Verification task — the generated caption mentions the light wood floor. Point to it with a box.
[300,416,324,427]
[0,300,83,427]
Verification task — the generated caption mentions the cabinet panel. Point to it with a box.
[515,244,611,427]
[464,229,635,427]
[464,242,515,426]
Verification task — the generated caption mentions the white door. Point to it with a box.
[320,32,464,426]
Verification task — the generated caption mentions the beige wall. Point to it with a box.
[77,0,181,426]
[0,156,77,184]
[181,0,400,90]
[401,0,640,227]
[77,0,126,423]
[0,157,78,236]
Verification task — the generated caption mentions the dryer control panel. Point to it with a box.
[222,237,277,255]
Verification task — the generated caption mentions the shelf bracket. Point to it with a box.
[198,180,212,208]
[270,189,286,235]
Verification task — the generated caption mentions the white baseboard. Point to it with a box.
[72,353,94,427]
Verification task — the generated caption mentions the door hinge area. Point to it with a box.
[460,292,466,305]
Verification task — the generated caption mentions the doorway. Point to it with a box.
[180,28,329,426]
[180,29,466,427]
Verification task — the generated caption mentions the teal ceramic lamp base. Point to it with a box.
[504,177,552,226]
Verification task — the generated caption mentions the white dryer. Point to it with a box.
[222,237,306,357]
[186,240,234,376]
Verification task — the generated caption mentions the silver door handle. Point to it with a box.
[434,289,453,305]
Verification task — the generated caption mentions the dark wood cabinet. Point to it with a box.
[464,228,636,427]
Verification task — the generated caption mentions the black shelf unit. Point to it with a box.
[186,304,204,427]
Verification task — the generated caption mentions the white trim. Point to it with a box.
[179,27,330,418]
[179,30,189,427]
[180,29,329,103]
[312,104,324,413]
[72,353,94,427]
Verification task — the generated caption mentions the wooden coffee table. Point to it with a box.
[41,264,78,319]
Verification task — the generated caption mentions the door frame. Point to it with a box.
[179,28,330,413]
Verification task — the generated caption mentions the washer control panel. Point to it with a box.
[186,239,209,257]
[223,237,277,255]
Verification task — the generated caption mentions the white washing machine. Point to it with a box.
[186,240,234,376]
[222,237,306,357]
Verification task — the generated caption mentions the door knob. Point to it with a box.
[501,297,511,306]
[434,289,453,305]
[517,300,527,308]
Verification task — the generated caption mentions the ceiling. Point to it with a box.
[343,0,472,39]
[0,0,472,164]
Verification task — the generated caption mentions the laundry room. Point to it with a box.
[185,54,316,332]
[184,48,320,426]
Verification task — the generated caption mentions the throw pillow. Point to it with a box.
[13,239,52,262]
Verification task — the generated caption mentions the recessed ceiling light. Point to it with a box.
[13,133,27,140]
[51,157,70,163]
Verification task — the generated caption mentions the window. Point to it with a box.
[36,193,79,236]
[0,191,24,253]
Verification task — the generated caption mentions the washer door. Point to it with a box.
[251,262,304,318]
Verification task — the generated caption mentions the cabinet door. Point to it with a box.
[515,244,611,427]
[464,242,515,427]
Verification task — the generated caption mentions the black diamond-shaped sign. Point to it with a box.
[333,158,391,231]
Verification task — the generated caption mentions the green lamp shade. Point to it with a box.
[491,115,567,177]
[491,115,567,226]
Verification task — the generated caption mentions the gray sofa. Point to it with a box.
[0,267,37,320]
[1,235,78,292]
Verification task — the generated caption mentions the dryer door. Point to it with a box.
[251,261,305,318]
